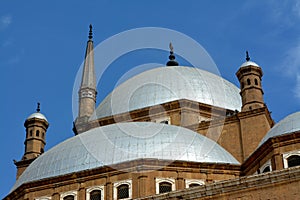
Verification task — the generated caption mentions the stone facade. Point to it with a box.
[138,166,300,200]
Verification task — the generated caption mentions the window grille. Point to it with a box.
[117,184,129,199]
[159,182,172,194]
[262,166,270,173]
[63,195,74,200]
[160,120,169,124]
[288,155,300,168]
[90,190,101,200]
[189,183,200,188]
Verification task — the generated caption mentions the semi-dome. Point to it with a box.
[26,112,47,121]
[259,112,300,146]
[92,66,242,119]
[12,122,239,191]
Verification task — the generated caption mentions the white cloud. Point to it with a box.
[0,15,12,30]
[265,0,300,27]
[281,40,300,99]
[283,41,300,76]
[293,1,300,18]
[295,74,300,99]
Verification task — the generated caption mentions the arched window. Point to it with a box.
[283,151,300,168]
[35,197,51,200]
[113,180,132,200]
[254,78,258,85]
[63,195,74,200]
[159,182,172,194]
[155,178,175,194]
[247,78,251,85]
[160,120,169,124]
[117,184,129,199]
[262,166,270,173]
[185,179,205,188]
[36,130,40,137]
[189,183,201,188]
[287,155,300,168]
[30,130,33,136]
[259,160,272,174]
[90,190,101,200]
[87,186,104,200]
[241,82,244,89]
[42,132,45,138]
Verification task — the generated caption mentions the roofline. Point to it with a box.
[241,130,300,174]
[5,158,240,199]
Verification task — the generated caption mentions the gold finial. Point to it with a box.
[88,24,93,40]
[36,102,40,112]
[166,42,179,66]
[246,51,250,62]
[169,42,174,52]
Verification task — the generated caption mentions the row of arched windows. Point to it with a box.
[27,129,45,138]
[258,154,300,175]
[36,179,204,200]
[241,78,259,89]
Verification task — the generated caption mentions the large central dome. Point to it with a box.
[92,66,242,119]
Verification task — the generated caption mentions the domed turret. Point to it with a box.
[14,103,49,179]
[23,103,49,160]
[236,51,265,111]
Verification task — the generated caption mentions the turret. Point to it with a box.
[14,103,49,179]
[236,51,264,111]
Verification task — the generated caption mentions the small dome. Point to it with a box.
[259,112,300,146]
[27,112,47,121]
[240,61,259,68]
[12,122,239,191]
[92,66,242,119]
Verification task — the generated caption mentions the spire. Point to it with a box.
[36,102,40,112]
[80,24,96,90]
[166,42,179,66]
[75,25,97,134]
[246,51,250,62]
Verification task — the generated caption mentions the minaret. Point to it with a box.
[166,42,179,66]
[236,51,264,111]
[14,103,49,179]
[74,25,97,134]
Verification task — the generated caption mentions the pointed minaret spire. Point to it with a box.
[246,51,250,62]
[81,24,96,90]
[166,42,179,66]
[75,25,97,134]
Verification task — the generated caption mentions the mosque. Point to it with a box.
[4,26,300,200]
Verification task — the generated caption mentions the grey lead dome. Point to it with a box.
[259,112,300,146]
[92,66,242,120]
[12,122,239,191]
[26,112,48,121]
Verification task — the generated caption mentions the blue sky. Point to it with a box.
[1,0,300,197]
